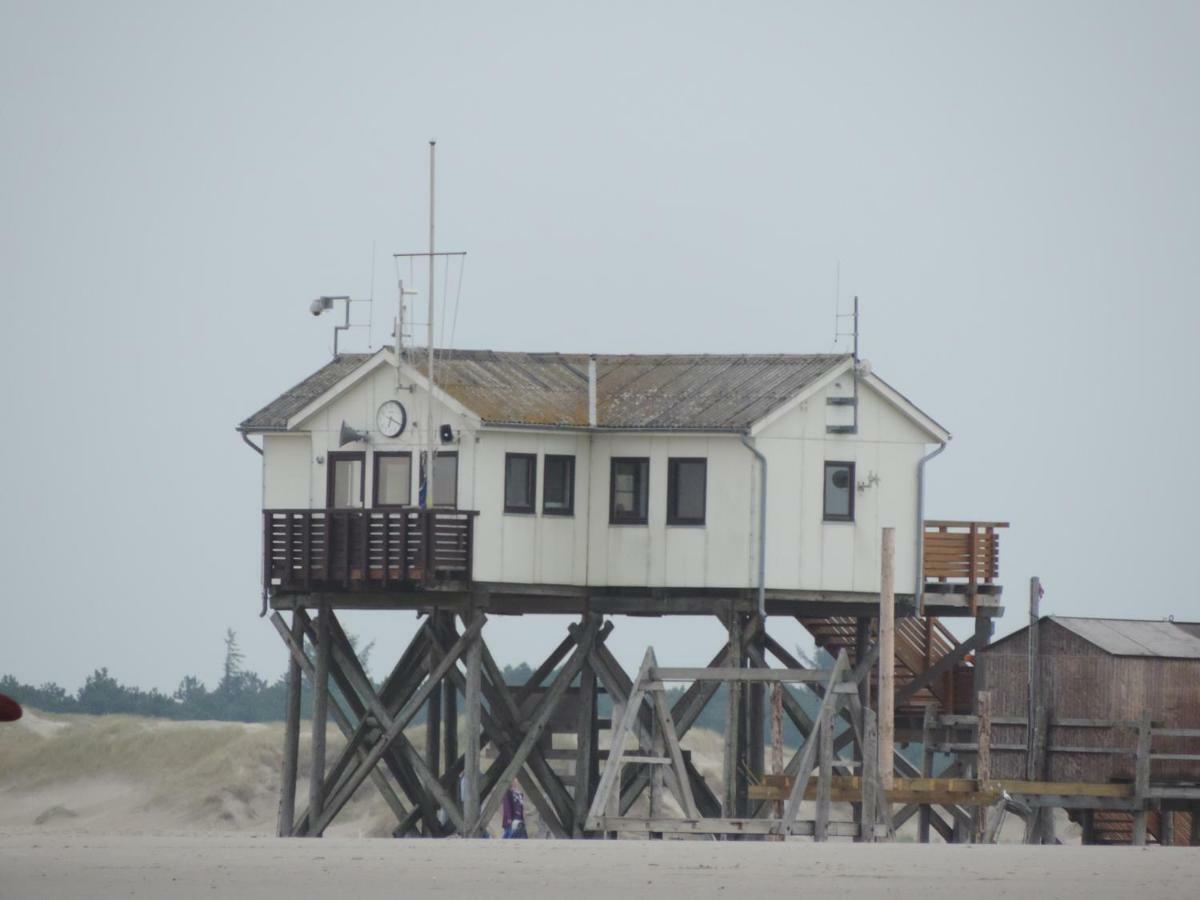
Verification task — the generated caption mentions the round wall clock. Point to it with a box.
[376,400,407,438]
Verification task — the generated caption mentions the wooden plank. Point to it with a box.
[814,694,834,842]
[573,649,597,836]
[918,703,935,843]
[650,686,700,820]
[894,637,978,707]
[652,666,840,683]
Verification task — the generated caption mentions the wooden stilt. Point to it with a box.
[879,528,896,793]
[919,702,935,843]
[723,611,743,821]
[277,611,303,838]
[308,603,331,836]
[462,608,482,836]
[574,649,598,836]
[748,617,766,802]
[975,691,992,842]
[425,614,443,804]
[814,694,834,842]
[442,629,458,798]
[1133,708,1152,846]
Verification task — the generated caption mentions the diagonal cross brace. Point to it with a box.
[310,614,487,835]
[475,617,604,829]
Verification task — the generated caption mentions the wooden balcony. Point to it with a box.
[923,520,1008,608]
[263,508,478,595]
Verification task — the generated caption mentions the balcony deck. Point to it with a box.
[263,508,477,595]
[262,510,1006,616]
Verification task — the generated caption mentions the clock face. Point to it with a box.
[376,400,407,438]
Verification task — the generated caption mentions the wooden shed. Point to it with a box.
[980,616,1200,784]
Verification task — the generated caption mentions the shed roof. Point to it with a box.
[989,616,1200,660]
[1051,617,1200,659]
[239,349,858,432]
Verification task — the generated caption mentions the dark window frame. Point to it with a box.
[326,451,366,509]
[667,457,707,526]
[372,451,412,509]
[609,457,650,525]
[503,452,538,514]
[823,460,856,523]
[542,454,576,517]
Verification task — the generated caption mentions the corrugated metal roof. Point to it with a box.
[240,349,851,432]
[239,353,372,431]
[1050,617,1200,659]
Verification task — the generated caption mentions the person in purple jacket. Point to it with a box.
[501,778,526,838]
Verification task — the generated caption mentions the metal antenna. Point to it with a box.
[392,143,466,508]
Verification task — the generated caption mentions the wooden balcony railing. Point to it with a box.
[263,508,478,594]
[923,520,1008,602]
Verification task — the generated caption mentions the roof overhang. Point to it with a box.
[745,360,951,443]
[285,349,483,432]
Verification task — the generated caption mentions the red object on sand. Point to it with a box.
[0,693,22,722]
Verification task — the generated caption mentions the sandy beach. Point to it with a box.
[2,830,1198,900]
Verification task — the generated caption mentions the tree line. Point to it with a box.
[1,630,825,743]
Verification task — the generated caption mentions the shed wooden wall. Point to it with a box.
[981,620,1200,783]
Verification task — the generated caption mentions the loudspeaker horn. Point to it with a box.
[338,421,368,447]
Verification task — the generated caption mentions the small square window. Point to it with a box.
[667,458,706,525]
[610,457,649,525]
[504,453,537,513]
[823,461,855,522]
[543,455,575,516]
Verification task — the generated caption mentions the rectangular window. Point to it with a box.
[610,457,649,525]
[823,461,855,522]
[372,452,412,508]
[432,452,458,507]
[667,458,707,525]
[327,451,365,509]
[504,453,537,513]
[543,455,575,516]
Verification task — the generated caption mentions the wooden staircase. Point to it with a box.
[799,614,974,716]
[1077,809,1195,846]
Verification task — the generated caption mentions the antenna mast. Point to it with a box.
[426,141,436,509]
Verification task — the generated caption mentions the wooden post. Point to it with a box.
[1133,708,1152,846]
[462,609,482,836]
[442,629,458,799]
[606,700,624,840]
[879,527,895,792]
[574,653,598,837]
[748,620,766,798]
[1189,807,1200,846]
[308,603,331,836]
[814,695,834,842]
[277,611,304,837]
[1161,810,1175,847]
[975,691,992,842]
[918,702,935,843]
[770,682,784,840]
[425,615,443,813]
[861,707,878,842]
[722,612,743,820]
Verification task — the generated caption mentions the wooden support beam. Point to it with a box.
[894,636,978,708]
[588,650,654,828]
[779,650,849,834]
[723,612,744,820]
[277,611,303,837]
[814,692,834,842]
[976,691,992,842]
[308,604,332,835]
[425,615,443,793]
[310,615,486,836]
[462,608,482,835]
[574,650,598,836]
[919,702,935,843]
[270,612,414,836]
[861,708,878,841]
[879,527,896,792]
[476,618,602,830]
[1133,708,1152,846]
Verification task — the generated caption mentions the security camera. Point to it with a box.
[310,297,330,316]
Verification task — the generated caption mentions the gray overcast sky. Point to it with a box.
[2,1,1198,692]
